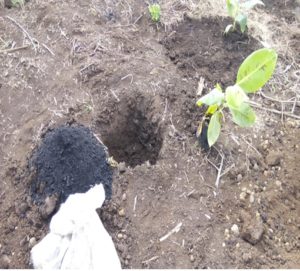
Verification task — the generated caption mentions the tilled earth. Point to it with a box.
[0,0,299,268]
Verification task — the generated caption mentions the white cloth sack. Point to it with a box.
[31,184,121,269]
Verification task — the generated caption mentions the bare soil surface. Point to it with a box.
[263,0,299,22]
[0,0,299,269]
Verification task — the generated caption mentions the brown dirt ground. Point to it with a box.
[0,0,300,269]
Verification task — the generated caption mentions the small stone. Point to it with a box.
[231,224,239,236]
[188,191,201,200]
[122,193,127,201]
[117,233,123,239]
[39,195,58,219]
[253,163,259,171]
[124,259,129,266]
[15,202,29,215]
[262,140,269,150]
[224,228,230,240]
[237,174,243,182]
[19,237,27,246]
[286,120,297,128]
[242,252,252,263]
[285,242,293,252]
[126,255,131,260]
[240,192,247,201]
[118,162,126,173]
[29,237,37,248]
[275,181,281,187]
[268,228,274,235]
[266,152,281,166]
[190,255,195,262]
[116,243,126,253]
[241,212,264,245]
[118,208,125,217]
[249,194,255,203]
[0,255,11,269]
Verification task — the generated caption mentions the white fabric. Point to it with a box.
[31,184,121,269]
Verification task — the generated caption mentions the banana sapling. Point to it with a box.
[196,48,278,147]
[225,0,265,34]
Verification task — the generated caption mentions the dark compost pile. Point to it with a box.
[30,125,112,204]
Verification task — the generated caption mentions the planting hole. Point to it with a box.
[100,94,163,168]
[162,16,259,87]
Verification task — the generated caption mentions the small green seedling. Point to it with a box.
[196,48,277,147]
[11,0,25,7]
[148,3,161,22]
[225,0,265,34]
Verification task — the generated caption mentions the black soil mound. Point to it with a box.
[30,125,112,203]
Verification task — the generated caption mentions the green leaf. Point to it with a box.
[215,83,223,92]
[226,85,249,109]
[205,104,219,115]
[236,48,278,93]
[196,89,224,107]
[241,0,265,10]
[229,103,256,127]
[226,0,239,18]
[11,0,24,7]
[208,112,222,147]
[236,13,247,33]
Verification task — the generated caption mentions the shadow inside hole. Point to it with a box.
[101,98,163,168]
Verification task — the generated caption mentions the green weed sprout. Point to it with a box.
[148,3,161,22]
[225,0,265,34]
[196,48,278,147]
[11,0,25,7]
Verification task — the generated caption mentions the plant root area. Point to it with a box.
[0,0,299,269]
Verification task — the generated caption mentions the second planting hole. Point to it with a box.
[101,94,163,168]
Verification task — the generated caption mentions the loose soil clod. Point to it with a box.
[30,125,112,204]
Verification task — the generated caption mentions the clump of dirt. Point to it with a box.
[162,16,259,87]
[99,93,163,168]
[30,125,112,203]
